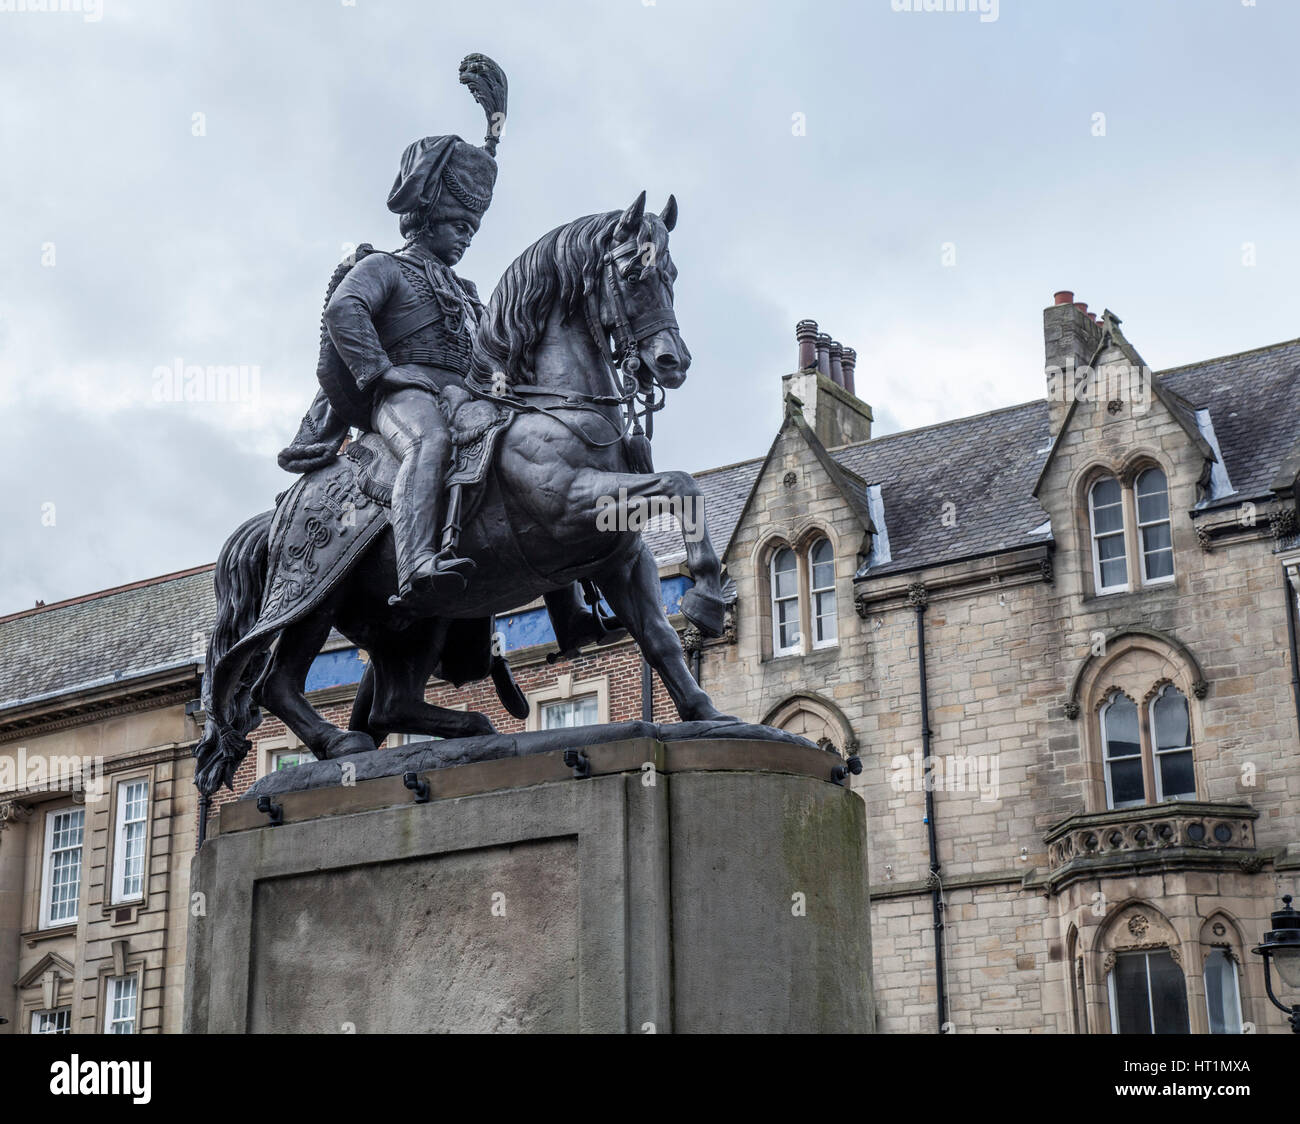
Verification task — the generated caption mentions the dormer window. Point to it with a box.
[809,538,837,648]
[766,536,839,657]
[1089,477,1128,593]
[770,547,801,656]
[1136,467,1174,583]
[1086,465,1176,595]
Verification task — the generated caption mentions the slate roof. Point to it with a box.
[839,401,1053,578]
[4,336,1295,711]
[0,568,217,711]
[1160,338,1300,506]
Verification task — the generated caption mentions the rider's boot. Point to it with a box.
[388,468,475,610]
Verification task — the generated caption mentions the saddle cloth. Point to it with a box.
[346,383,510,508]
[256,388,510,632]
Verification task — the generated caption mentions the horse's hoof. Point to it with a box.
[318,729,377,759]
[680,587,726,638]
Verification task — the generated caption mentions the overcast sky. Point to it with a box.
[1,0,1297,614]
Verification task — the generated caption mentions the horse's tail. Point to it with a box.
[193,510,274,797]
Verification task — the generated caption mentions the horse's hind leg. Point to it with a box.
[365,618,497,741]
[257,607,377,760]
[347,662,390,747]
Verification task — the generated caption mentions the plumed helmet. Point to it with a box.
[386,54,507,220]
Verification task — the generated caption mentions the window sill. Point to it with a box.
[1081,581,1179,609]
[23,922,76,948]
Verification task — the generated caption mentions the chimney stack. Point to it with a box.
[782,320,873,447]
[1044,288,1103,438]
[828,340,844,387]
[796,319,819,370]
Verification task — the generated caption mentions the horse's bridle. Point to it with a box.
[466,227,676,451]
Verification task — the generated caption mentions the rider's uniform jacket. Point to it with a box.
[325,242,484,399]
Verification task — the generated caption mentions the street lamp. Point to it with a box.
[1252,894,1300,1033]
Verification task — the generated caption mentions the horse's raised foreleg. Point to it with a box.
[580,468,727,637]
[364,618,498,740]
[595,543,735,723]
[257,609,377,760]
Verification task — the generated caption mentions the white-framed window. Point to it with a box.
[1136,467,1174,584]
[111,778,149,904]
[1204,949,1243,1034]
[770,546,801,656]
[1107,949,1190,1034]
[31,1007,71,1034]
[270,748,317,772]
[40,807,85,928]
[1100,692,1144,810]
[1089,476,1128,593]
[1150,685,1196,801]
[809,538,837,648]
[540,695,599,730]
[105,975,138,1034]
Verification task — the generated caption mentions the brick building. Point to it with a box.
[3,293,1298,1033]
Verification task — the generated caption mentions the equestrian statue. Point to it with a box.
[193,54,732,797]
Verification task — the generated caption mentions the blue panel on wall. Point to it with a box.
[303,575,694,686]
[304,647,368,693]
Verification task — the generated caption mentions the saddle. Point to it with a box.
[345,383,511,508]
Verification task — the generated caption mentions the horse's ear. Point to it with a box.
[614,190,647,243]
[661,194,678,232]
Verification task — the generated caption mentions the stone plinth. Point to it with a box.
[184,729,874,1033]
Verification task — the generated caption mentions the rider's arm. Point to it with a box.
[325,254,399,391]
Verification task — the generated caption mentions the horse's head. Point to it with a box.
[598,190,691,390]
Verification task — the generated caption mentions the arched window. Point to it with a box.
[1100,692,1144,809]
[809,538,837,648]
[1203,948,1243,1034]
[770,547,800,656]
[1136,467,1174,584]
[1108,949,1190,1034]
[1089,477,1128,593]
[1150,685,1195,801]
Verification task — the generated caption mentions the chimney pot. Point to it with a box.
[1053,290,1075,306]
[1074,301,1088,314]
[815,333,832,378]
[828,340,844,387]
[795,318,819,370]
[841,346,857,396]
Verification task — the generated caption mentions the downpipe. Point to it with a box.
[913,589,948,1033]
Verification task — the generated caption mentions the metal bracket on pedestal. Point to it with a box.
[255,795,284,826]
[831,755,863,787]
[563,749,591,779]
[403,771,431,803]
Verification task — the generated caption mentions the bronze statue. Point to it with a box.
[194,57,732,796]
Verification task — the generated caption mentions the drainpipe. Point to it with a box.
[910,583,947,1032]
[1285,566,1300,737]
[641,657,654,722]
[198,795,211,848]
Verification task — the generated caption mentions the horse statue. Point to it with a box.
[193,191,733,796]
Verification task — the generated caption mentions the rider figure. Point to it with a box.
[324,134,495,606]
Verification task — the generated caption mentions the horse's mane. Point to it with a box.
[473,210,618,384]
[471,210,618,386]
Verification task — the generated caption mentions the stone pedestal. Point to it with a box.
[184,728,873,1033]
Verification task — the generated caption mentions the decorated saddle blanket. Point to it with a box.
[255,387,511,633]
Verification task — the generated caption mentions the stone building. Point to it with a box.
[3,294,1298,1034]
[0,568,216,1033]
